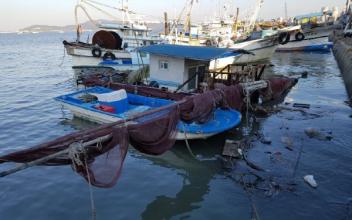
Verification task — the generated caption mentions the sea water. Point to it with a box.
[0,32,351,220]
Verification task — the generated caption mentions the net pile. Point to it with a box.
[0,78,296,188]
[260,77,298,101]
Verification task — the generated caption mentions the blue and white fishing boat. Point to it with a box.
[277,7,339,52]
[55,87,242,140]
[63,0,161,78]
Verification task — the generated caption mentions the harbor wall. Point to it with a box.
[331,32,352,101]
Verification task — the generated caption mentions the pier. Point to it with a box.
[331,31,352,101]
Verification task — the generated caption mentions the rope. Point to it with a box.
[58,47,66,67]
[84,156,97,220]
[181,122,197,159]
[68,143,96,220]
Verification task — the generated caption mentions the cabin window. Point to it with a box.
[159,60,169,70]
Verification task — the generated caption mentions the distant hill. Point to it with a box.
[19,20,163,34]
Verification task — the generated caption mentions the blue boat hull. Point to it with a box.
[55,87,242,140]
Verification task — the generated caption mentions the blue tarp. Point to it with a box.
[138,44,239,61]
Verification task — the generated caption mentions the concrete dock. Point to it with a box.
[331,31,352,101]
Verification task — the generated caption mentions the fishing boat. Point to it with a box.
[63,0,162,76]
[276,27,333,52]
[55,87,242,140]
[162,0,281,64]
[220,33,279,64]
[277,7,339,52]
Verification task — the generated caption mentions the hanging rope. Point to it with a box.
[68,142,96,220]
[181,122,197,159]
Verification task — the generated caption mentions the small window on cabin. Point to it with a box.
[159,60,169,70]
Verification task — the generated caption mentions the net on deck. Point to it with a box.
[0,78,296,188]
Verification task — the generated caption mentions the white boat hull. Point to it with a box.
[65,45,149,69]
[277,36,332,52]
[230,38,278,63]
[210,42,277,70]
[61,103,217,141]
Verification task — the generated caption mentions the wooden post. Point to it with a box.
[164,12,169,35]
[232,8,239,34]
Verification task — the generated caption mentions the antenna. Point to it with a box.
[285,2,288,20]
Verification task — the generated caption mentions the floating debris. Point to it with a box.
[253,106,269,117]
[304,127,321,138]
[304,175,318,188]
[304,128,334,141]
[223,140,242,158]
[261,136,272,145]
[301,71,308,78]
[281,136,294,149]
[293,103,311,109]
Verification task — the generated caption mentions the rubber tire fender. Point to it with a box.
[278,32,290,45]
[205,39,212,47]
[102,52,116,60]
[92,48,102,58]
[295,32,305,41]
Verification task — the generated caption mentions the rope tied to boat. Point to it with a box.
[68,142,85,171]
[68,142,97,220]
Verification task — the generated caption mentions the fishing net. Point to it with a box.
[0,78,296,188]
[179,90,223,123]
[109,82,189,101]
[214,83,245,111]
[73,127,129,188]
[129,107,180,155]
[260,77,298,101]
[0,106,180,188]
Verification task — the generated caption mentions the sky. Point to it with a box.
[0,0,347,32]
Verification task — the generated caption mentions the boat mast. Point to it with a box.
[168,0,197,42]
[232,7,239,33]
[285,1,288,20]
[182,0,196,36]
[245,0,264,34]
[347,0,351,13]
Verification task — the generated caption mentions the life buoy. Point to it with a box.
[102,52,116,60]
[278,32,290,45]
[92,48,102,58]
[205,39,212,47]
[295,32,305,41]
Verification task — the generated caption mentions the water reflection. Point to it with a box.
[139,117,261,219]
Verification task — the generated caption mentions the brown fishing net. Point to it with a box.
[0,106,180,188]
[129,107,180,155]
[0,78,296,188]
[214,83,245,111]
[179,90,223,123]
[109,82,189,101]
[260,77,298,101]
[75,127,129,188]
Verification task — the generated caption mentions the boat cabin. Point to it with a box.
[139,44,236,92]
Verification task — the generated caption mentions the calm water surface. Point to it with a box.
[0,33,351,220]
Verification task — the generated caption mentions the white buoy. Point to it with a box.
[304,175,318,188]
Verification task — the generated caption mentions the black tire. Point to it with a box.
[278,32,290,45]
[92,48,102,58]
[102,52,116,60]
[295,32,305,41]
